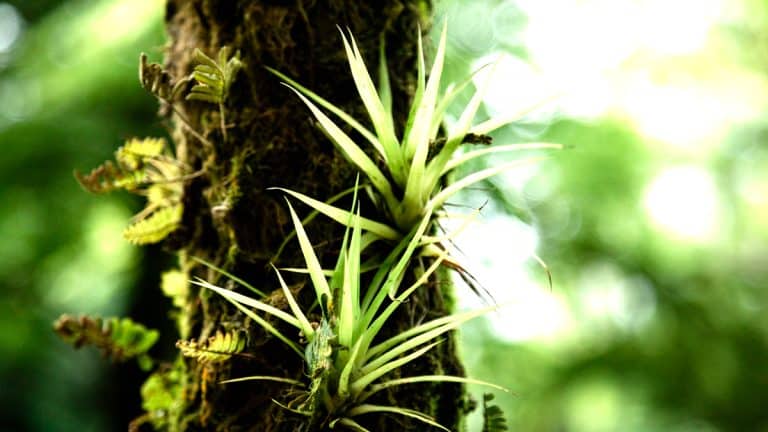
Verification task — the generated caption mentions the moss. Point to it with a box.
[144,1,475,431]
[137,360,188,432]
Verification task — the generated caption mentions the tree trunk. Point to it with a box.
[145,1,468,430]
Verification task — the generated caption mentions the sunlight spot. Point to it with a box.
[0,3,22,53]
[517,0,732,124]
[472,53,557,130]
[489,279,572,342]
[0,78,41,123]
[522,0,640,83]
[493,162,542,192]
[42,202,136,314]
[447,207,572,342]
[733,148,768,207]
[639,0,724,56]
[449,211,539,270]
[491,2,527,48]
[88,0,161,46]
[442,2,497,55]
[564,378,624,431]
[644,165,719,241]
[621,77,733,150]
[577,262,656,331]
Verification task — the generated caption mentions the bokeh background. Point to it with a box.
[1,0,766,431]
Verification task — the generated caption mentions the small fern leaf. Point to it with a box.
[123,204,183,245]
[117,137,166,170]
[74,160,141,194]
[187,49,225,104]
[54,314,159,370]
[482,393,509,432]
[74,137,173,194]
[146,183,178,207]
[186,47,242,105]
[139,53,184,101]
[177,330,246,364]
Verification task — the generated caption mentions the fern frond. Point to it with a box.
[186,47,242,105]
[54,315,159,370]
[176,330,246,364]
[186,46,242,140]
[146,183,178,207]
[74,137,177,194]
[482,393,509,432]
[139,53,185,101]
[123,204,183,245]
[76,137,185,246]
[117,137,166,170]
[74,160,143,193]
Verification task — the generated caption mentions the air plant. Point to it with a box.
[193,189,505,431]
[267,23,560,244]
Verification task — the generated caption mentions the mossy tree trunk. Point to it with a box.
[150,1,468,430]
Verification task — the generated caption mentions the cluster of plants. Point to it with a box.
[58,23,557,431]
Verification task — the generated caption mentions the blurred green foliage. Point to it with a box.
[0,0,165,430]
[434,1,768,431]
[1,0,767,431]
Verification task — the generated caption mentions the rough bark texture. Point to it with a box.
[149,1,469,431]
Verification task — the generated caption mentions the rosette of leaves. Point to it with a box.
[75,137,189,244]
[268,23,560,244]
[193,191,506,431]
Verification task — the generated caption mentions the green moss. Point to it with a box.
[139,361,187,432]
[154,1,460,431]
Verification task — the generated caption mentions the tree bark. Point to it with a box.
[147,1,468,430]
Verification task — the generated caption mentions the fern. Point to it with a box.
[186,46,242,139]
[75,137,182,193]
[54,315,159,370]
[123,204,183,245]
[482,393,509,432]
[75,160,142,194]
[139,52,187,102]
[116,137,166,170]
[186,46,242,105]
[138,53,214,148]
[176,330,246,364]
[76,137,187,245]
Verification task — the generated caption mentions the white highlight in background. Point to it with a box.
[447,210,571,342]
[0,3,22,53]
[644,165,719,241]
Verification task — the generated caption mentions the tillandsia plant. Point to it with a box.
[267,23,560,248]
[181,23,559,430]
[194,188,506,431]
